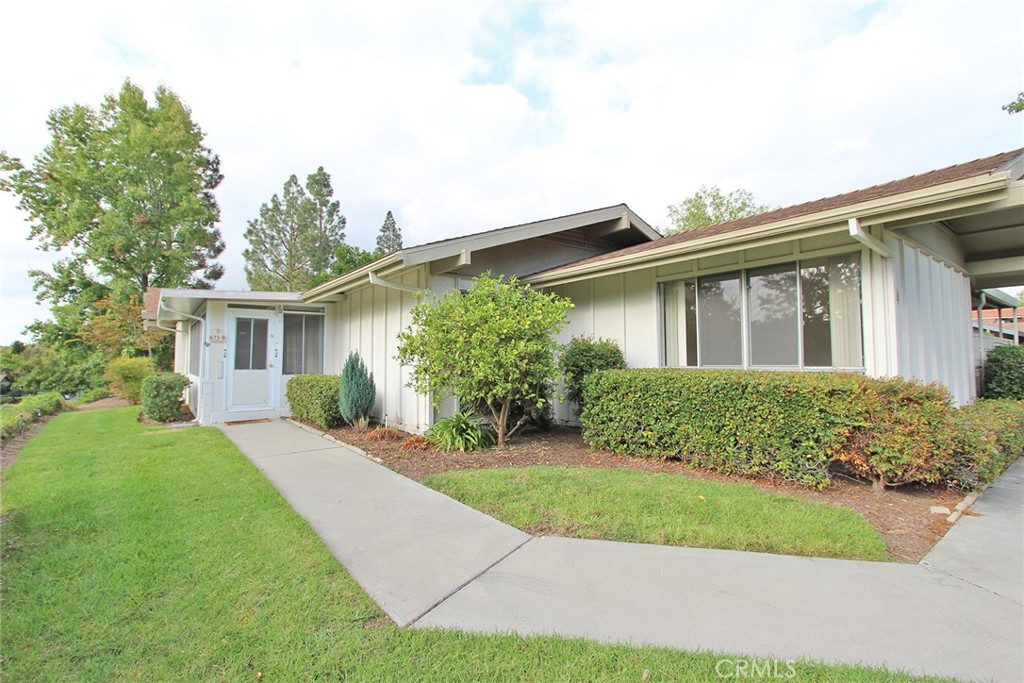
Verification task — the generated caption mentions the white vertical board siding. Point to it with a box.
[891,235,975,405]
[334,267,431,433]
[622,270,659,367]
[862,239,899,379]
[549,270,659,424]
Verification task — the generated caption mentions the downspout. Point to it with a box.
[977,291,987,396]
[158,300,206,423]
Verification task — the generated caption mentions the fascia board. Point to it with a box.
[528,174,1011,286]
[401,206,632,267]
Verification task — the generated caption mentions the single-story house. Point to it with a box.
[150,148,1024,429]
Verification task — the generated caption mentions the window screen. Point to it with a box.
[283,314,324,374]
[234,318,267,370]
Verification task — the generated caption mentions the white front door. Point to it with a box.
[227,311,278,410]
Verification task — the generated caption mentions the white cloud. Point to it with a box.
[2,0,1021,342]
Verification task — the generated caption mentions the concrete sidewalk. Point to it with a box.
[221,419,1024,683]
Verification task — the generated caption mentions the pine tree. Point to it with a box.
[243,167,347,291]
[375,210,403,255]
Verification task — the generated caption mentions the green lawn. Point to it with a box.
[424,466,888,561]
[0,408,940,681]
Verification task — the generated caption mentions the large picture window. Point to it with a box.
[661,253,863,370]
[283,313,324,375]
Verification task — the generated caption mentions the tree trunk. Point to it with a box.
[496,399,510,449]
[872,476,888,494]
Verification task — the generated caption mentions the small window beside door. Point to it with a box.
[283,314,324,374]
[234,318,268,370]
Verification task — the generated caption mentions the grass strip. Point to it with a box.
[424,466,888,560]
[1,408,936,681]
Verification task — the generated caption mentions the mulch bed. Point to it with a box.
[321,422,962,564]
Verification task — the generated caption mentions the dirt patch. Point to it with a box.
[319,421,960,563]
[74,397,132,411]
[0,417,57,472]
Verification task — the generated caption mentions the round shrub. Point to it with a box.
[984,345,1024,399]
[559,336,626,415]
[141,372,190,422]
[104,356,153,404]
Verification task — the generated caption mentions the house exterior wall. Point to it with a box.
[334,266,433,433]
[888,231,975,405]
[547,231,872,422]
[546,226,982,421]
[179,299,338,425]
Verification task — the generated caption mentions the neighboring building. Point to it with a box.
[152,149,1024,429]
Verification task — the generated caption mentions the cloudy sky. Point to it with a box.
[1,1,1022,342]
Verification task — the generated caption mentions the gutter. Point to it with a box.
[527,172,1011,287]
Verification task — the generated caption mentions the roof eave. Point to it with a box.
[299,253,404,303]
[527,172,1013,287]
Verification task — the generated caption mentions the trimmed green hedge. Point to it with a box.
[984,345,1024,399]
[581,369,955,490]
[286,375,342,429]
[0,392,65,440]
[946,399,1024,491]
[141,372,190,423]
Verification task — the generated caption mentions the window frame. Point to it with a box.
[660,251,865,372]
[282,312,325,375]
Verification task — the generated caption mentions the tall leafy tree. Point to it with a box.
[243,167,346,291]
[666,185,773,234]
[306,244,379,288]
[375,210,403,254]
[0,79,225,304]
[0,80,223,383]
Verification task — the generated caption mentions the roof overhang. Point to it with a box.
[972,288,1020,310]
[154,289,302,324]
[527,171,1018,288]
[300,204,660,303]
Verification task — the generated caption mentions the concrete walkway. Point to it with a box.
[220,420,1024,683]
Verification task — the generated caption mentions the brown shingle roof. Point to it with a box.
[538,148,1024,275]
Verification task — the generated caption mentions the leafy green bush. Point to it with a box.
[581,369,955,490]
[141,373,191,423]
[339,353,375,428]
[426,411,497,452]
[559,336,626,415]
[984,345,1024,399]
[945,399,1024,491]
[0,391,64,440]
[73,387,111,403]
[396,272,571,448]
[104,357,153,404]
[286,374,341,429]
[75,386,112,404]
